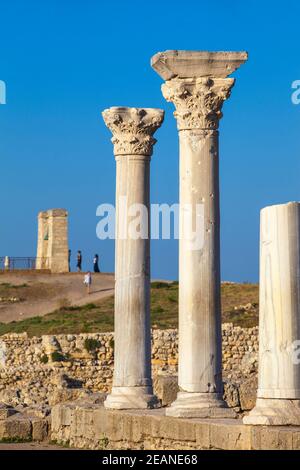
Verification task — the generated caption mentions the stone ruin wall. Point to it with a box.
[36,208,69,273]
[0,324,258,412]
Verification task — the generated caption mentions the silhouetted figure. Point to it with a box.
[93,254,100,273]
[68,249,71,272]
[77,250,82,272]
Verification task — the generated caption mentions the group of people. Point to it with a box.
[68,250,100,273]
[67,250,100,295]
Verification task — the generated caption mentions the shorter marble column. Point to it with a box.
[102,107,164,409]
[244,202,300,425]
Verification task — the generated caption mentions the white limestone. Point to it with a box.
[151,50,248,80]
[36,209,69,273]
[244,202,300,425]
[102,106,164,409]
[152,50,247,418]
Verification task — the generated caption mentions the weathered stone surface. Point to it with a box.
[165,392,236,419]
[244,202,300,425]
[258,202,300,400]
[31,418,49,441]
[0,415,32,440]
[102,107,164,156]
[0,406,52,443]
[244,398,300,426]
[151,50,248,80]
[223,381,240,409]
[42,335,61,355]
[36,208,69,273]
[161,78,234,130]
[50,397,300,450]
[48,388,91,406]
[0,404,17,420]
[239,376,257,411]
[0,327,258,411]
[153,375,178,406]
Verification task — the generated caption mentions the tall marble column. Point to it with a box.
[102,106,164,409]
[244,202,300,425]
[152,51,247,417]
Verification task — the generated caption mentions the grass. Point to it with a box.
[49,439,70,449]
[0,282,259,337]
[0,437,32,444]
[0,281,63,301]
[0,282,29,289]
[221,282,259,327]
[84,337,101,352]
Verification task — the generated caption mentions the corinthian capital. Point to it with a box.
[162,77,234,131]
[102,107,164,157]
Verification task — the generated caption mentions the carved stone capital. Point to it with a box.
[161,77,235,131]
[102,107,164,156]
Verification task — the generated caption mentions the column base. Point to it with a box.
[243,398,300,426]
[104,386,160,410]
[165,392,236,418]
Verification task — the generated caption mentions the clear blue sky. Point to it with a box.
[1,0,300,281]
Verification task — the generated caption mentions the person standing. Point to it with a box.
[84,271,92,294]
[77,250,82,272]
[93,254,100,273]
[68,249,71,272]
[4,256,10,271]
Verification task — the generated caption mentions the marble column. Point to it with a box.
[244,202,300,425]
[102,107,164,409]
[151,50,247,417]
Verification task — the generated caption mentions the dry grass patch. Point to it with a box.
[0,281,259,336]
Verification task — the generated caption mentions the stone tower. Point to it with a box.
[36,209,69,273]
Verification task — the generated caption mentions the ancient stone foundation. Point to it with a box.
[36,208,69,273]
[0,403,50,442]
[50,399,300,450]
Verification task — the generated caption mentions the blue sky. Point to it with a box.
[0,0,299,281]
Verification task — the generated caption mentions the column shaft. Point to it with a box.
[102,106,164,409]
[114,155,151,389]
[179,129,222,393]
[244,202,300,425]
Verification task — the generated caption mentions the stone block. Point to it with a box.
[51,403,74,431]
[0,404,17,420]
[32,418,49,441]
[292,431,300,449]
[0,416,32,440]
[153,375,178,406]
[195,422,211,449]
[209,420,251,450]
[223,381,240,408]
[151,50,248,80]
[47,396,300,450]
[239,376,257,411]
[159,416,196,442]
[102,409,125,442]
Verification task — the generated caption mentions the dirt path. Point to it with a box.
[0,442,74,450]
[0,272,114,323]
